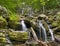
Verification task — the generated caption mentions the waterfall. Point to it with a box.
[27,7,34,17]
[39,20,47,42]
[48,25,55,41]
[22,8,24,15]
[21,20,27,31]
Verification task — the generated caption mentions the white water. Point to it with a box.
[39,20,47,42]
[27,7,34,17]
[48,25,55,41]
[22,8,24,15]
[21,20,27,31]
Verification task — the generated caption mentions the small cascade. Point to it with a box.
[22,8,24,15]
[27,7,34,17]
[21,20,27,31]
[39,20,47,42]
[48,25,55,41]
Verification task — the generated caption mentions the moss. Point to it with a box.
[8,14,20,29]
[56,26,60,31]
[0,16,8,28]
[48,16,54,22]
[9,14,19,21]
[8,31,29,41]
[51,21,59,28]
[42,20,49,31]
[0,37,7,43]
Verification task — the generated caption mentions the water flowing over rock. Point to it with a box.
[49,29,55,41]
[48,25,55,41]
[21,20,27,31]
[38,20,47,42]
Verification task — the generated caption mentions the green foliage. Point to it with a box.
[8,14,20,29]
[50,14,60,28]
[9,14,19,21]
[0,0,59,13]
[45,0,58,9]
[0,0,17,13]
[40,0,46,6]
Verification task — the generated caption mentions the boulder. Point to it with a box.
[0,29,12,46]
[56,11,60,15]
[39,14,46,18]
[0,16,8,28]
[42,20,49,31]
[38,14,48,20]
[48,16,54,23]
[8,31,29,42]
[51,21,59,28]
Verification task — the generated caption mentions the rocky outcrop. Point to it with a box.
[0,16,8,29]
[8,31,29,42]
[42,20,49,32]
[0,29,12,46]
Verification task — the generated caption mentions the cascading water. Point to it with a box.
[48,25,55,41]
[21,20,27,31]
[27,7,34,17]
[22,8,24,15]
[39,20,47,42]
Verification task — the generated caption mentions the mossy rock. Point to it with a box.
[24,19,31,28]
[51,21,59,28]
[30,21,38,30]
[0,43,11,46]
[48,16,54,22]
[8,15,20,29]
[8,31,29,41]
[0,33,5,37]
[0,16,8,28]
[0,37,7,43]
[55,26,60,31]
[42,20,49,31]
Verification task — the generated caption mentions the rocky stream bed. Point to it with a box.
[0,5,60,46]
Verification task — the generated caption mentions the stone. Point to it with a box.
[42,20,49,31]
[51,21,58,28]
[0,16,8,28]
[8,31,29,41]
[56,11,60,15]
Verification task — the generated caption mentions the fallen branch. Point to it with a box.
[30,27,38,41]
[38,40,48,46]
